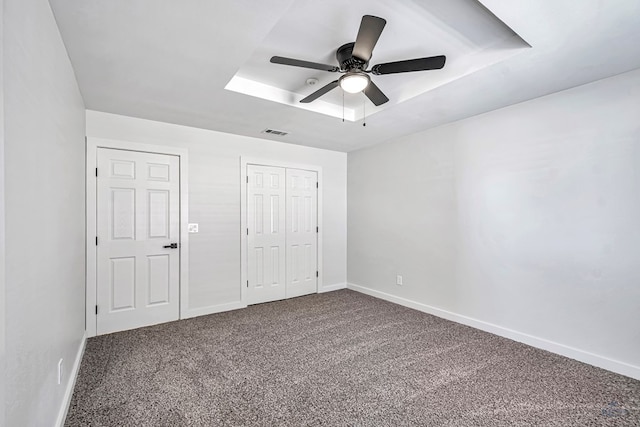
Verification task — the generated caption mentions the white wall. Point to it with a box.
[0,0,6,424]
[4,0,86,425]
[348,68,640,379]
[86,111,348,316]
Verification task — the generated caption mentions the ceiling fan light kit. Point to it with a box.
[270,14,446,107]
[339,72,370,93]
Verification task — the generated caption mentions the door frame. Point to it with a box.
[240,157,323,305]
[86,137,189,337]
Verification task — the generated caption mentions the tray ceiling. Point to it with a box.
[48,0,640,151]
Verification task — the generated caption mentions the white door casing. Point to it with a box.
[246,165,287,304]
[96,148,180,335]
[286,169,318,298]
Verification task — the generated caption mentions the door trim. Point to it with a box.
[240,157,323,305]
[86,137,189,337]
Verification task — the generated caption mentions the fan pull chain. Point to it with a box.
[342,90,345,123]
[363,97,366,127]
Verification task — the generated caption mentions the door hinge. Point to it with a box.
[316,182,318,189]
[246,176,249,183]
[95,167,98,177]
[95,236,98,246]
[95,305,98,315]
[316,271,319,278]
[247,228,249,235]
[246,280,249,288]
[316,226,319,233]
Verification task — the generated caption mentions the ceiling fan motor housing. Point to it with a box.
[336,42,368,71]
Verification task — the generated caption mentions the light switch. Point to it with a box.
[188,223,199,233]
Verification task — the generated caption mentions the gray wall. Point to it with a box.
[348,69,640,376]
[4,0,86,424]
[0,0,6,424]
[87,111,348,315]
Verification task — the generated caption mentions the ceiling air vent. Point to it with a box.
[261,128,289,137]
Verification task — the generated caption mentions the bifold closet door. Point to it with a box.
[247,165,287,305]
[286,169,318,298]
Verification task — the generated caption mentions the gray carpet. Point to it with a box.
[66,290,640,426]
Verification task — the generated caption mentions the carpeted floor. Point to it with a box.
[65,290,640,426]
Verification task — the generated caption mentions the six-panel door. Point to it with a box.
[247,165,287,304]
[286,169,318,299]
[247,165,318,305]
[96,148,180,335]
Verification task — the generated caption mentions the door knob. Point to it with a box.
[163,243,178,249]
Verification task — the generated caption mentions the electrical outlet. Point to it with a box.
[188,223,199,233]
[57,359,64,385]
[396,275,403,286]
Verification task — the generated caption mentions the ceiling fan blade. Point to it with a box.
[372,55,446,75]
[352,15,386,62]
[300,80,340,103]
[270,56,339,72]
[363,81,389,106]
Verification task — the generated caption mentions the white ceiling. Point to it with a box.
[49,0,640,152]
[227,0,528,121]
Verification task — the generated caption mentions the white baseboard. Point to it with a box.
[347,283,640,381]
[55,332,87,427]
[318,283,347,293]
[181,301,247,320]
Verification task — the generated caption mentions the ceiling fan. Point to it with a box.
[270,15,446,106]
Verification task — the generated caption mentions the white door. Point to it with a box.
[96,148,180,335]
[247,165,286,305]
[286,169,318,298]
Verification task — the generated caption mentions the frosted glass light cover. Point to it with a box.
[339,73,370,93]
